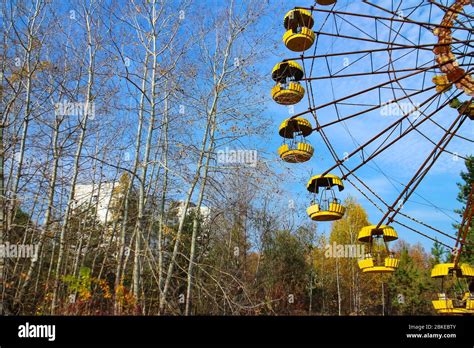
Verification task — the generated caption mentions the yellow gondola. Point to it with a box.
[431,263,474,315]
[307,174,344,193]
[277,118,314,163]
[358,254,400,273]
[306,174,345,221]
[432,75,452,93]
[271,61,305,105]
[459,100,474,120]
[357,225,400,273]
[467,102,474,120]
[283,9,315,52]
[449,99,474,120]
[316,0,337,5]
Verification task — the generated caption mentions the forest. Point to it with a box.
[0,0,473,316]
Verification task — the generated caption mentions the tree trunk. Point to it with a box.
[184,110,216,315]
[51,6,95,313]
[0,124,5,315]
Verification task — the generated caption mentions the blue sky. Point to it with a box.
[259,0,473,252]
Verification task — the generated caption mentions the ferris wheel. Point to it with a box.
[271,0,474,314]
